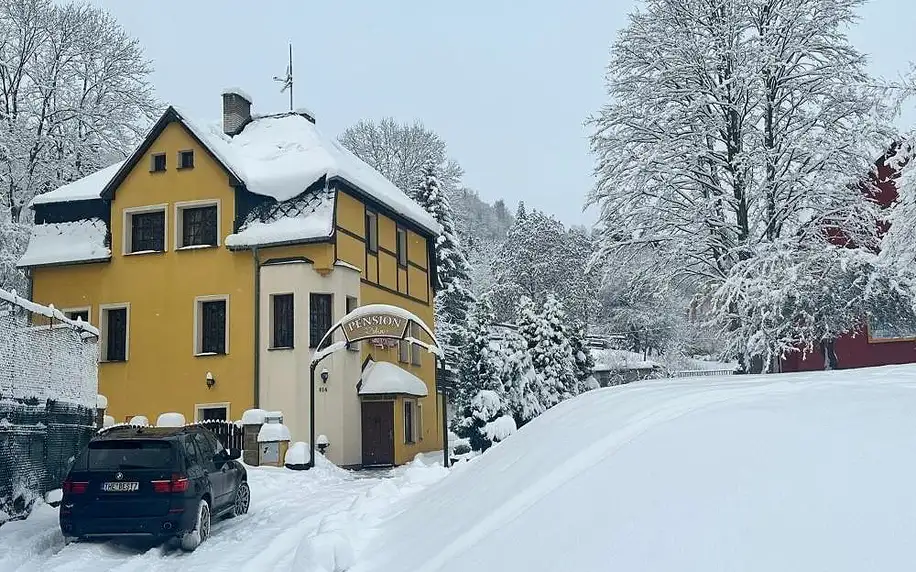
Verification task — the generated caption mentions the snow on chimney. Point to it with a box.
[222,88,252,135]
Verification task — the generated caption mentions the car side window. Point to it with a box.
[181,436,201,467]
[205,432,224,455]
[192,432,215,463]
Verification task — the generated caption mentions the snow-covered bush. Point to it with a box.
[156,412,185,427]
[455,390,516,452]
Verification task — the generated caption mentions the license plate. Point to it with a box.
[101,481,138,492]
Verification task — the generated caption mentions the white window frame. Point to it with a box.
[177,149,195,170]
[122,203,168,255]
[193,294,230,356]
[194,402,231,422]
[418,401,424,441]
[99,303,131,363]
[174,199,221,250]
[62,306,91,324]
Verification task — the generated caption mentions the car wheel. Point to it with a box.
[227,481,250,518]
[180,499,211,552]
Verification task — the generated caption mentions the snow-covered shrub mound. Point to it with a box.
[156,412,185,427]
[102,415,115,427]
[285,441,309,465]
[95,394,107,410]
[128,415,149,426]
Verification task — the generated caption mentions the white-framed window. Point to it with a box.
[150,153,167,172]
[195,402,230,422]
[417,401,423,441]
[365,210,378,253]
[178,150,195,170]
[396,227,408,267]
[404,398,417,444]
[194,295,229,356]
[62,307,91,324]
[123,204,168,255]
[345,296,359,351]
[174,199,220,250]
[99,303,130,362]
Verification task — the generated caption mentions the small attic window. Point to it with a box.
[151,153,166,172]
[179,150,194,169]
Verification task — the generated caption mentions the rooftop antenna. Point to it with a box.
[273,43,294,111]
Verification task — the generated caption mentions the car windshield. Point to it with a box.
[85,440,173,470]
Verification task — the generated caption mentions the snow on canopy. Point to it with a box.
[29,161,125,206]
[17,219,110,268]
[359,360,429,397]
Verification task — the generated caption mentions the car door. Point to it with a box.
[191,432,227,510]
[195,431,232,510]
[180,436,208,497]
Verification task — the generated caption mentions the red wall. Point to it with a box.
[782,145,915,372]
[782,330,916,372]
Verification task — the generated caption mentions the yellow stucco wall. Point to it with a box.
[31,122,256,423]
[334,188,441,465]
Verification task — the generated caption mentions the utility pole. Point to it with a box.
[273,43,294,111]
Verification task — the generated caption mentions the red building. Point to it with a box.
[781,145,916,372]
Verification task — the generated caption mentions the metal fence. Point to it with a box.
[0,288,99,522]
[668,369,736,378]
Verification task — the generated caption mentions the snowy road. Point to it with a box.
[0,461,392,572]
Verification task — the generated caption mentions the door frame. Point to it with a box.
[195,402,231,422]
[361,399,395,467]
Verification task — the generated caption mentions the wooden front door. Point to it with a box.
[361,400,395,466]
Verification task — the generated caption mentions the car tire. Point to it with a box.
[226,481,250,518]
[180,499,211,552]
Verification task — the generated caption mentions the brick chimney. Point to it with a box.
[222,88,252,135]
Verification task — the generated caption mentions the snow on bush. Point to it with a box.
[484,415,517,442]
[241,408,268,425]
[128,415,149,426]
[102,415,115,427]
[44,489,62,505]
[156,412,185,427]
[258,423,291,442]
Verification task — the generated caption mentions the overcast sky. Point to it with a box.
[92,0,915,226]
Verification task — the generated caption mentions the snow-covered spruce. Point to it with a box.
[454,390,516,453]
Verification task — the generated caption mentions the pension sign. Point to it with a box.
[341,313,409,342]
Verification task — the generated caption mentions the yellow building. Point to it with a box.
[19,90,443,467]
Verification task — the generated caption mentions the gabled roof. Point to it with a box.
[96,106,440,236]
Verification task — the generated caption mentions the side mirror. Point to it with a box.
[226,448,241,460]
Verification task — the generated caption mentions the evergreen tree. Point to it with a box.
[455,297,501,410]
[417,164,475,372]
[499,329,544,427]
[454,390,516,453]
[517,296,578,407]
[569,323,596,393]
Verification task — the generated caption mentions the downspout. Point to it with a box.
[253,246,261,408]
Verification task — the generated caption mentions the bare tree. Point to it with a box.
[588,0,902,370]
[338,117,463,198]
[0,0,157,291]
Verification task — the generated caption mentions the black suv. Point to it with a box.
[59,425,249,551]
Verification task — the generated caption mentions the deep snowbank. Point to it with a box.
[353,365,916,572]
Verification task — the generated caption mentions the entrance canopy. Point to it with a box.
[359,360,429,397]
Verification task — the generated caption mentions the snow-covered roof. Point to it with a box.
[591,348,660,372]
[29,161,125,206]
[180,108,440,236]
[17,219,110,268]
[225,185,335,249]
[359,360,429,397]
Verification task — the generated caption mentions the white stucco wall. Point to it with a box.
[258,261,362,466]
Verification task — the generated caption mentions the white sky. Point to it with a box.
[91,0,916,226]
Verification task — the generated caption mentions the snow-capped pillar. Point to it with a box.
[221,89,252,135]
[95,394,108,429]
[241,408,267,466]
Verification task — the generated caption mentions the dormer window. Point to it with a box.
[179,150,194,169]
[151,153,166,172]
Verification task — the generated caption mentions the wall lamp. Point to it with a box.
[206,371,216,389]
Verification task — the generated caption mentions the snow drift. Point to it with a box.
[353,365,916,572]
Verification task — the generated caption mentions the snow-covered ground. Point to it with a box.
[353,365,916,572]
[6,366,916,571]
[0,455,446,572]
